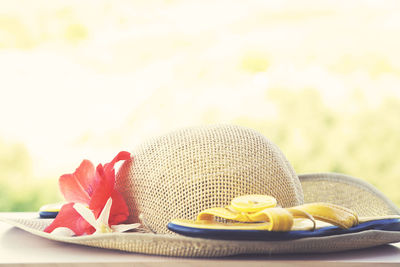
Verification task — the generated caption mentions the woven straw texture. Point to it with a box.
[116,125,303,234]
[300,173,400,217]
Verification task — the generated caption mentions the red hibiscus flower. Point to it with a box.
[44,151,133,236]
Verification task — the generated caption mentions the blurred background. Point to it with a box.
[1,0,400,211]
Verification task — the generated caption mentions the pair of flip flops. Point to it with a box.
[40,195,400,241]
[168,195,400,240]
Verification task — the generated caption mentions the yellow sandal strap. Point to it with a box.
[197,207,250,222]
[197,207,294,231]
[293,203,359,229]
[195,195,359,232]
[286,207,316,230]
[248,208,294,231]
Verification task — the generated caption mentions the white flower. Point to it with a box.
[50,227,75,236]
[73,197,140,235]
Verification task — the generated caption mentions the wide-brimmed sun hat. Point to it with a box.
[1,125,400,257]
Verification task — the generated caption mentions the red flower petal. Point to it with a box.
[108,190,129,225]
[59,160,96,204]
[89,152,131,216]
[89,164,114,215]
[44,203,95,236]
[105,151,131,172]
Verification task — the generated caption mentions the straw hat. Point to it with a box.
[1,125,400,257]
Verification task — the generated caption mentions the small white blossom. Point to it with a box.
[73,197,140,235]
[50,227,75,236]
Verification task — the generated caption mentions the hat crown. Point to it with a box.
[116,125,303,234]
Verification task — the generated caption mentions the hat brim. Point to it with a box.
[300,173,400,217]
[1,173,400,257]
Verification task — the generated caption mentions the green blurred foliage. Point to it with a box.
[0,140,61,211]
[235,88,400,205]
[0,15,35,49]
[2,88,399,211]
[241,51,270,73]
[64,24,88,43]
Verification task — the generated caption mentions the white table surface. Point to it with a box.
[1,213,400,266]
